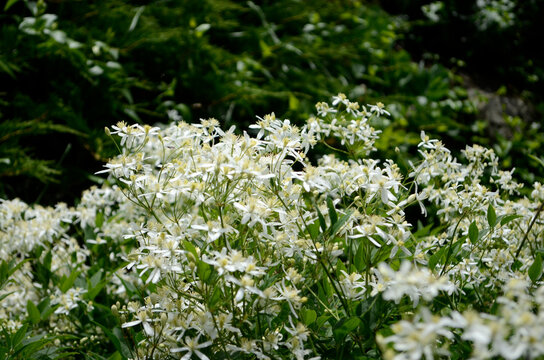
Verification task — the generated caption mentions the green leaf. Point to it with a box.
[288,93,299,110]
[317,282,329,307]
[95,211,105,228]
[529,154,544,169]
[321,276,333,298]
[93,323,132,359]
[59,269,80,293]
[335,259,347,279]
[354,243,365,272]
[1,259,29,289]
[43,250,52,271]
[34,252,52,289]
[87,280,107,301]
[123,107,140,122]
[0,260,8,286]
[487,204,497,227]
[4,0,21,11]
[26,301,40,325]
[88,269,104,289]
[183,241,198,260]
[316,315,330,328]
[529,254,543,282]
[12,324,28,348]
[413,222,433,238]
[329,209,353,239]
[306,221,320,240]
[326,197,338,226]
[259,39,272,57]
[315,202,327,233]
[18,333,51,357]
[208,286,222,309]
[511,259,523,272]
[333,317,360,342]
[356,295,376,318]
[197,260,212,283]
[115,273,138,299]
[468,221,479,244]
[429,246,447,271]
[302,309,317,326]
[108,351,123,360]
[37,298,54,321]
[500,214,523,226]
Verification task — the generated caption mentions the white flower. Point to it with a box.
[225,274,263,302]
[274,280,304,316]
[379,308,457,360]
[367,102,390,116]
[121,309,155,336]
[285,317,310,342]
[339,271,366,300]
[375,261,456,306]
[331,93,348,106]
[171,335,212,360]
[167,109,182,121]
[52,287,87,315]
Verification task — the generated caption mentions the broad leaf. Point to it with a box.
[333,317,360,342]
[529,254,543,282]
[468,221,478,244]
[26,301,40,325]
[487,204,497,227]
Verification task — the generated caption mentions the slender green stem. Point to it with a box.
[515,201,544,259]
[473,283,485,309]
[320,140,350,155]
[440,209,469,276]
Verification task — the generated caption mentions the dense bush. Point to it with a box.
[381,0,544,95]
[1,0,484,205]
[379,0,544,183]
[1,96,543,359]
[2,1,544,359]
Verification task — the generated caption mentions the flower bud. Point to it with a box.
[160,312,168,327]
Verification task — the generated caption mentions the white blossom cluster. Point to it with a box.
[378,122,544,358]
[420,1,516,30]
[101,96,544,359]
[372,261,456,306]
[0,185,144,335]
[379,280,544,360]
[1,94,543,359]
[475,0,516,30]
[96,96,413,359]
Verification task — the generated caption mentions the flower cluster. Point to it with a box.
[1,94,543,359]
[379,280,544,360]
[372,261,456,306]
[0,184,144,352]
[96,96,411,359]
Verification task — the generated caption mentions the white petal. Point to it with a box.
[122,320,142,328]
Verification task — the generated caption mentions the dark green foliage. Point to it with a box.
[1,0,491,204]
[381,0,544,95]
[379,0,544,183]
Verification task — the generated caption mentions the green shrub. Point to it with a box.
[1,0,486,204]
[2,96,543,359]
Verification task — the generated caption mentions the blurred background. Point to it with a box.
[1,0,542,205]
